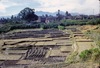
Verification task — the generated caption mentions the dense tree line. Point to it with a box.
[0,18,100,33]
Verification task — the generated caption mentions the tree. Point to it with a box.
[11,15,14,19]
[18,7,38,22]
[56,10,63,21]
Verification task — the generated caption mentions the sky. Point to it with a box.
[0,0,99,16]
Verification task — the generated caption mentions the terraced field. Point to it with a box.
[0,27,98,68]
[0,29,73,68]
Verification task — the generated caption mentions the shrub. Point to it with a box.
[79,50,92,61]
[79,48,100,63]
[58,25,65,30]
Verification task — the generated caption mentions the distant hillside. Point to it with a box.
[35,11,80,16]
[0,11,80,18]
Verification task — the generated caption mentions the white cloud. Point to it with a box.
[0,0,19,13]
[0,0,99,16]
[35,0,99,15]
[0,3,7,12]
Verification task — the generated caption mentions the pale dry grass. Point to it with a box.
[79,25,98,32]
[35,41,56,46]
[53,40,72,46]
[16,60,32,65]
[0,54,22,60]
[76,39,93,42]
[0,40,4,46]
[77,42,96,54]
[2,45,17,48]
[45,50,51,58]
[35,42,45,46]
[3,50,27,54]
[44,41,56,46]
[49,49,69,56]
[60,46,72,52]
[17,42,33,46]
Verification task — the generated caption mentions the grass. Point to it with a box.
[84,25,100,48]
[66,51,78,63]
[0,54,22,60]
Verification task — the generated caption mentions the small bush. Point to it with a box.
[58,25,65,30]
[79,50,92,61]
[79,48,100,63]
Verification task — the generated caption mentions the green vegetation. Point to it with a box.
[79,50,92,61]
[86,18,100,25]
[79,48,100,63]
[85,25,100,48]
[0,18,100,33]
[18,7,38,22]
[61,18,100,26]
[60,19,87,26]
[79,25,100,66]
[67,52,78,63]
[0,22,43,33]
[40,23,58,29]
[58,25,65,30]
